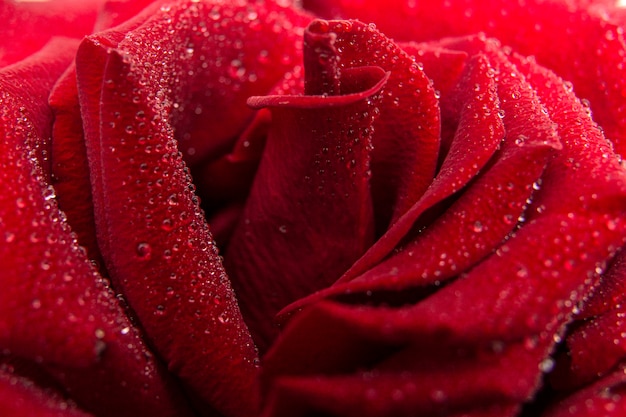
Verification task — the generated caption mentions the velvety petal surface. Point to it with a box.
[281,48,504,315]
[75,1,313,415]
[50,0,158,269]
[0,0,106,68]
[0,39,193,417]
[550,248,626,389]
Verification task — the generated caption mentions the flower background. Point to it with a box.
[2,0,626,416]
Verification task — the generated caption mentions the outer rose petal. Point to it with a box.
[83,0,312,167]
[50,0,167,269]
[551,252,626,389]
[303,0,626,159]
[75,1,313,415]
[263,301,556,417]
[0,39,193,417]
[0,0,105,68]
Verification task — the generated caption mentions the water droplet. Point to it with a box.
[516,266,529,278]
[43,186,56,201]
[607,218,618,231]
[218,312,229,323]
[136,242,152,260]
[167,194,179,206]
[430,389,447,403]
[155,305,165,316]
[539,357,555,372]
[515,135,527,146]
[472,221,484,233]
[161,219,174,232]
[5,232,15,243]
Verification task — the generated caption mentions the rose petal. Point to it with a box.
[303,0,626,158]
[262,301,555,417]
[342,51,503,278]
[580,250,626,319]
[550,247,626,390]
[76,1,312,414]
[283,37,560,307]
[543,364,626,417]
[93,0,158,32]
[194,70,304,247]
[90,0,311,167]
[50,65,104,268]
[0,39,193,417]
[399,43,467,163]
[0,36,100,368]
[0,0,105,68]
[564,303,626,388]
[309,20,441,233]
[196,109,271,206]
[511,53,626,218]
[265,29,626,417]
[226,23,389,347]
[282,51,504,314]
[0,369,92,417]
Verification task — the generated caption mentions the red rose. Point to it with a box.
[1,0,626,416]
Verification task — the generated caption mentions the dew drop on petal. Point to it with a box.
[539,357,555,373]
[136,242,152,259]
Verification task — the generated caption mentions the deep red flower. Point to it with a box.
[1,1,626,416]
